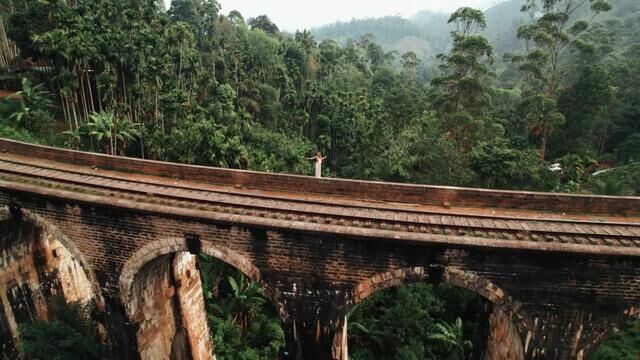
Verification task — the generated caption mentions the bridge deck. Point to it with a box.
[0,139,639,256]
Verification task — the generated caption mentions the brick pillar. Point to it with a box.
[331,316,348,360]
[126,253,213,360]
[172,253,213,360]
[282,288,347,360]
[484,305,525,360]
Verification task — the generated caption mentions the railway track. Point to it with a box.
[1,155,639,252]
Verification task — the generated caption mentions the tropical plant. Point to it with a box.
[428,317,473,360]
[86,111,139,155]
[199,256,284,359]
[9,78,54,133]
[18,296,102,360]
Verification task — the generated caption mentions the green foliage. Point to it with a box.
[591,321,640,360]
[0,122,41,143]
[616,134,640,164]
[510,0,611,159]
[372,113,474,186]
[19,321,101,360]
[348,283,484,360]
[85,111,140,155]
[470,138,555,190]
[1,0,638,196]
[431,7,495,152]
[587,162,640,196]
[8,78,54,135]
[244,126,314,174]
[199,256,285,359]
[554,154,598,192]
[428,318,473,360]
[18,296,102,360]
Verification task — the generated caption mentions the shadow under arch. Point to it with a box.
[0,205,103,300]
[334,266,534,360]
[119,236,289,323]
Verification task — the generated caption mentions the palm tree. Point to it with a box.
[86,111,139,155]
[62,125,86,150]
[428,317,473,360]
[112,116,140,155]
[228,274,266,330]
[87,111,115,154]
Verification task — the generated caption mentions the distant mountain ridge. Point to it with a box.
[312,1,513,64]
[312,0,638,65]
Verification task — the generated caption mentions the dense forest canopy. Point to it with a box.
[0,0,638,195]
[1,0,640,358]
[0,0,639,195]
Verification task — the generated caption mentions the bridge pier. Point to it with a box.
[1,138,639,360]
[523,310,630,360]
[283,318,338,360]
[281,288,348,360]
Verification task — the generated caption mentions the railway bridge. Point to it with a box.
[0,138,639,359]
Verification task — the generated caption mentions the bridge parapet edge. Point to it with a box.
[1,138,638,217]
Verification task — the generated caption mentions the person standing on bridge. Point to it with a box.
[307,151,326,178]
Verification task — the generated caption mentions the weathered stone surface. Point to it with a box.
[485,305,525,360]
[128,255,178,359]
[0,139,639,359]
[172,253,213,360]
[126,252,213,360]
[0,215,95,350]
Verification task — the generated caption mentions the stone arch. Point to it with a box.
[334,266,532,360]
[11,207,102,297]
[120,237,288,360]
[0,205,102,299]
[0,206,102,354]
[119,237,286,317]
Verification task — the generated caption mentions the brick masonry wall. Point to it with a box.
[1,188,639,360]
[128,255,178,359]
[172,252,214,360]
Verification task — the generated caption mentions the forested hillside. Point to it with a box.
[314,0,639,65]
[313,13,452,64]
[1,0,639,195]
[1,0,640,358]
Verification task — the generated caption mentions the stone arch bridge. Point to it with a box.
[0,138,639,360]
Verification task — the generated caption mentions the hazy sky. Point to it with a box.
[167,0,504,32]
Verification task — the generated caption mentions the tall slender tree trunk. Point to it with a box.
[541,129,548,161]
[96,81,103,112]
[71,94,79,129]
[86,68,95,113]
[79,70,90,120]
[0,18,18,67]
[154,80,159,126]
